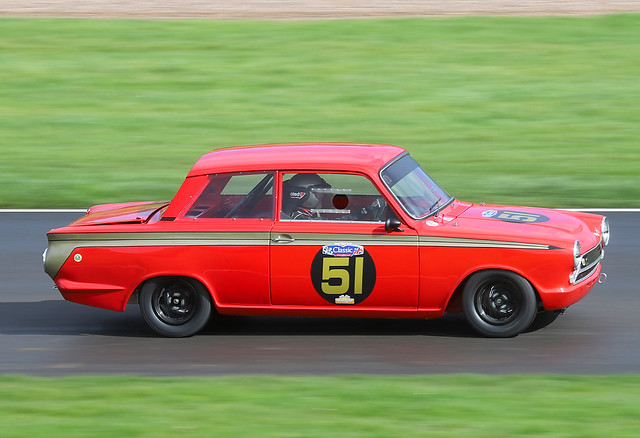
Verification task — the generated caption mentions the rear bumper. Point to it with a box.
[56,279,130,312]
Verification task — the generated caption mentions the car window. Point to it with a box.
[185,172,274,219]
[280,172,394,222]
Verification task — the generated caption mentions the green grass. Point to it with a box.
[1,16,639,208]
[1,375,639,437]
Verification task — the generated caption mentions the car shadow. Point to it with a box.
[0,300,479,338]
[204,313,475,338]
[0,300,152,337]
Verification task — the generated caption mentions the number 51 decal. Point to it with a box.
[321,257,364,295]
[311,243,376,305]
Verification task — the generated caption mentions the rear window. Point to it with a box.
[185,172,274,219]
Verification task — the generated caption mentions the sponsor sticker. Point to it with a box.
[335,295,355,305]
[322,242,364,257]
[289,191,306,199]
[482,210,498,218]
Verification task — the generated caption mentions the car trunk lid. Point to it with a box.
[69,201,169,226]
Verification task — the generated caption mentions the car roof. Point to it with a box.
[187,143,407,177]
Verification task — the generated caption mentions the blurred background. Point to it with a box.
[2,1,640,209]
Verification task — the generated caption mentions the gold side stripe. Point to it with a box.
[48,232,550,251]
[74,239,269,247]
[419,237,549,250]
[283,240,417,247]
[45,231,550,280]
[272,232,418,246]
[48,232,271,242]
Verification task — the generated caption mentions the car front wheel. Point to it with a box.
[139,277,212,337]
[462,270,537,337]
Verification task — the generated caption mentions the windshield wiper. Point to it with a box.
[428,197,444,216]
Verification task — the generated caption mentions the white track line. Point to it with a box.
[565,208,640,212]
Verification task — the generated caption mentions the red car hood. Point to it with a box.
[434,202,599,249]
[70,201,169,226]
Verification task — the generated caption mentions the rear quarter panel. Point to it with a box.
[48,220,272,311]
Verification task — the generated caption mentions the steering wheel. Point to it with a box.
[361,198,387,221]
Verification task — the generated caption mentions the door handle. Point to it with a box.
[272,234,295,244]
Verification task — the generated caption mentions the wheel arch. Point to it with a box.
[445,267,543,314]
[128,274,219,311]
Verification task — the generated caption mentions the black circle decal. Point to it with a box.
[310,243,376,305]
[484,210,550,224]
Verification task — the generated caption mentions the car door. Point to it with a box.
[270,172,419,310]
[178,171,275,306]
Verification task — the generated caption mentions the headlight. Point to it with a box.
[601,216,610,246]
[570,240,582,284]
[573,240,582,270]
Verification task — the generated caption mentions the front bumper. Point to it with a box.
[540,265,602,311]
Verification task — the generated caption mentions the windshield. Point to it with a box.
[380,154,451,219]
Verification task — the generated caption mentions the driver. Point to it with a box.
[282,174,331,220]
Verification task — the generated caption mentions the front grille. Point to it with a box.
[575,243,603,283]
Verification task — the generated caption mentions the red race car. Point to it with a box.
[43,143,610,337]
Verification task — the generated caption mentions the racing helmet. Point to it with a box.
[283,173,331,214]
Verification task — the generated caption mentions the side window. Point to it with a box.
[185,172,274,219]
[280,173,395,222]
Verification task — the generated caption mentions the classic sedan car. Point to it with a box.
[43,143,609,337]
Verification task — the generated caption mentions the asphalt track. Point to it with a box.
[0,211,637,376]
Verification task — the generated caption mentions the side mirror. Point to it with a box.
[385,217,403,233]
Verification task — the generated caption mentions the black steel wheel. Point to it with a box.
[139,277,212,337]
[462,270,537,337]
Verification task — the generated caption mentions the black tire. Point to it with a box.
[139,277,212,337]
[462,270,537,338]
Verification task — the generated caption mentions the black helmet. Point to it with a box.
[283,174,331,214]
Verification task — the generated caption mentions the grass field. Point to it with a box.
[2,375,640,437]
[1,15,639,208]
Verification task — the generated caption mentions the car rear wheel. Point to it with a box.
[462,270,537,337]
[139,277,212,337]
